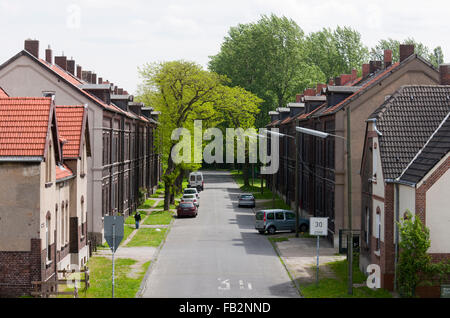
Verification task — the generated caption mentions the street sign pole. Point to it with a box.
[112,224,115,298]
[316,235,320,286]
[310,217,328,286]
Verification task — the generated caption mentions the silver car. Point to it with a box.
[181,194,199,208]
[255,209,309,235]
[238,193,255,208]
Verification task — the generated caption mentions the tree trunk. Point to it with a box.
[243,162,250,187]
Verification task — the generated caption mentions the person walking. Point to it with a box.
[134,211,142,229]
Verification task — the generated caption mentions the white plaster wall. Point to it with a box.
[426,167,450,253]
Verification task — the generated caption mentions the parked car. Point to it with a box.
[177,202,198,218]
[189,172,204,191]
[184,187,200,199]
[238,193,255,208]
[255,210,309,235]
[181,194,199,207]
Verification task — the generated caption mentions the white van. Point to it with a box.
[189,172,204,191]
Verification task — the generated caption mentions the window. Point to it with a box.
[46,216,50,262]
[267,213,274,220]
[365,207,370,246]
[66,201,69,245]
[61,203,65,246]
[275,212,284,220]
[286,212,295,220]
[46,144,52,183]
[81,198,85,236]
[375,209,381,251]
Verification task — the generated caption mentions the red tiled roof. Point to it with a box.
[56,163,74,180]
[0,86,8,97]
[321,62,400,115]
[55,105,85,158]
[297,103,327,122]
[0,97,52,157]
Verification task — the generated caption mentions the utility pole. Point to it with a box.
[295,119,300,238]
[347,106,353,295]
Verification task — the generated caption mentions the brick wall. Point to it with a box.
[0,239,42,297]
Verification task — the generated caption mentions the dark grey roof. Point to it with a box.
[370,85,450,180]
[399,114,450,184]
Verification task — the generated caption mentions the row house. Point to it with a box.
[0,95,90,297]
[267,44,441,246]
[360,70,450,295]
[0,39,161,243]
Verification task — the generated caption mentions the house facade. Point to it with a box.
[267,45,441,246]
[0,40,161,243]
[360,80,450,294]
[0,96,90,297]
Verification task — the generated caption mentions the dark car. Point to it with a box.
[255,210,309,235]
[238,193,255,208]
[177,202,198,218]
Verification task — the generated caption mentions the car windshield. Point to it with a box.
[240,195,253,200]
[180,203,194,208]
[197,175,202,181]
[190,176,196,181]
[184,189,196,194]
[183,194,195,199]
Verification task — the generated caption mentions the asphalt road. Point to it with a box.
[141,170,300,298]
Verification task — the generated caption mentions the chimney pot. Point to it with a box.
[91,73,97,84]
[54,56,67,71]
[304,88,316,96]
[334,76,342,86]
[76,65,82,79]
[400,44,415,62]
[98,77,103,84]
[67,59,75,75]
[45,46,52,64]
[114,86,118,94]
[24,39,39,59]
[362,64,370,78]
[118,88,124,95]
[384,49,393,68]
[439,64,450,85]
[351,69,357,81]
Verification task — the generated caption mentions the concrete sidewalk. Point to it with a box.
[271,235,345,287]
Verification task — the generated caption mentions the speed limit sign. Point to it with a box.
[310,217,328,236]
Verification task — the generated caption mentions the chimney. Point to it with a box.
[76,65,82,79]
[384,49,393,68]
[440,64,450,85]
[114,86,118,94]
[340,74,352,86]
[269,111,279,123]
[362,64,370,78]
[295,94,303,103]
[67,59,75,75]
[98,77,103,84]
[45,46,52,64]
[316,83,327,94]
[24,39,39,59]
[334,76,341,86]
[369,61,382,74]
[328,79,334,86]
[91,73,97,84]
[304,88,316,96]
[399,44,415,62]
[54,55,67,71]
[118,88,124,95]
[351,69,358,81]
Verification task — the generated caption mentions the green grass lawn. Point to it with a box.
[143,210,174,225]
[119,225,135,246]
[138,199,156,209]
[59,257,150,298]
[230,169,283,201]
[300,258,393,298]
[126,228,167,247]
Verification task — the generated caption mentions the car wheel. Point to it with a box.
[299,223,308,233]
[267,226,276,235]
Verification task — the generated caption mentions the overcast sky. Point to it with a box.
[0,0,448,94]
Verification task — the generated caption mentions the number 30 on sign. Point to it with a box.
[310,217,328,236]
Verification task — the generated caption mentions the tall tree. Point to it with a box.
[304,26,369,81]
[209,14,314,128]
